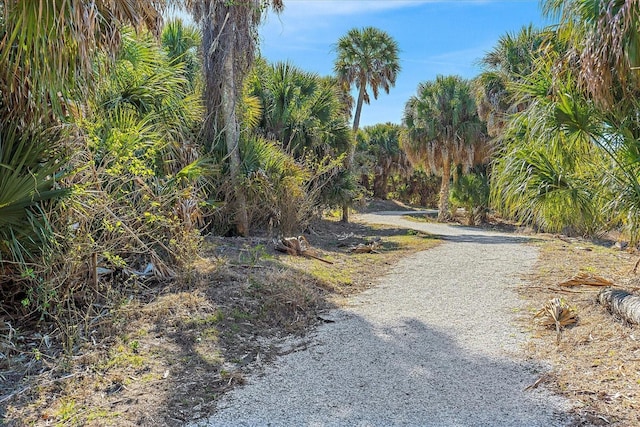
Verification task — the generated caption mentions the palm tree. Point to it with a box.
[162,18,202,89]
[242,58,353,232]
[490,54,606,235]
[402,75,487,222]
[543,0,640,107]
[0,0,163,122]
[473,25,549,137]
[247,60,351,159]
[537,0,640,240]
[334,26,400,221]
[357,123,409,199]
[184,0,283,236]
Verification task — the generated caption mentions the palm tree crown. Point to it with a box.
[543,0,640,107]
[334,26,400,134]
[402,75,487,221]
[473,25,549,137]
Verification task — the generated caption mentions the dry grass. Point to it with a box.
[0,213,439,426]
[9,202,640,426]
[522,235,640,426]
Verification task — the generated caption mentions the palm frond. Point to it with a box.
[535,297,577,344]
[0,124,68,263]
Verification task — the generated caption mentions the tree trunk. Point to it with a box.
[361,174,370,191]
[598,288,640,324]
[373,172,388,199]
[222,46,249,236]
[438,148,451,222]
[341,85,367,223]
[466,204,475,226]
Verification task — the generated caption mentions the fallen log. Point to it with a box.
[598,288,640,325]
[559,272,613,287]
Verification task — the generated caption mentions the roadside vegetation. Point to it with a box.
[3,0,640,425]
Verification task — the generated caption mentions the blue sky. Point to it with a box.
[259,0,552,127]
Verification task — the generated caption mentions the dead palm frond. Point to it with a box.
[559,272,614,287]
[534,297,577,344]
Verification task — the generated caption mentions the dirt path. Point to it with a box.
[191,212,575,426]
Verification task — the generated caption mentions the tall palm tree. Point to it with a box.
[543,0,640,107]
[402,75,487,222]
[334,26,400,221]
[473,25,549,137]
[184,0,283,236]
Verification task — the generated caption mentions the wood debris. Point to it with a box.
[534,297,577,344]
[273,236,333,264]
[598,288,640,325]
[348,237,382,254]
[558,272,614,287]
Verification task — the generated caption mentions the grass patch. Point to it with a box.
[86,409,121,423]
[401,213,437,223]
[100,344,145,372]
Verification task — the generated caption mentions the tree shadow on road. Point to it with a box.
[198,312,578,427]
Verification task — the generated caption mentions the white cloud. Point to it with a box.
[271,0,498,19]
[269,1,428,19]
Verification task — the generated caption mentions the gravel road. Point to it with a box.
[191,211,575,427]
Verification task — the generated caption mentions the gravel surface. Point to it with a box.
[191,212,575,427]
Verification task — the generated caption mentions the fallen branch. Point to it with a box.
[273,236,333,264]
[348,242,381,254]
[524,372,552,391]
[558,273,614,288]
[348,237,382,254]
[598,288,640,325]
[0,373,76,404]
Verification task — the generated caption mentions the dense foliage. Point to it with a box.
[0,6,352,341]
[481,1,640,241]
[6,0,640,386]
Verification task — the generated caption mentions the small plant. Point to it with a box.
[239,243,269,266]
[55,398,78,424]
[449,172,489,225]
[534,297,577,344]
